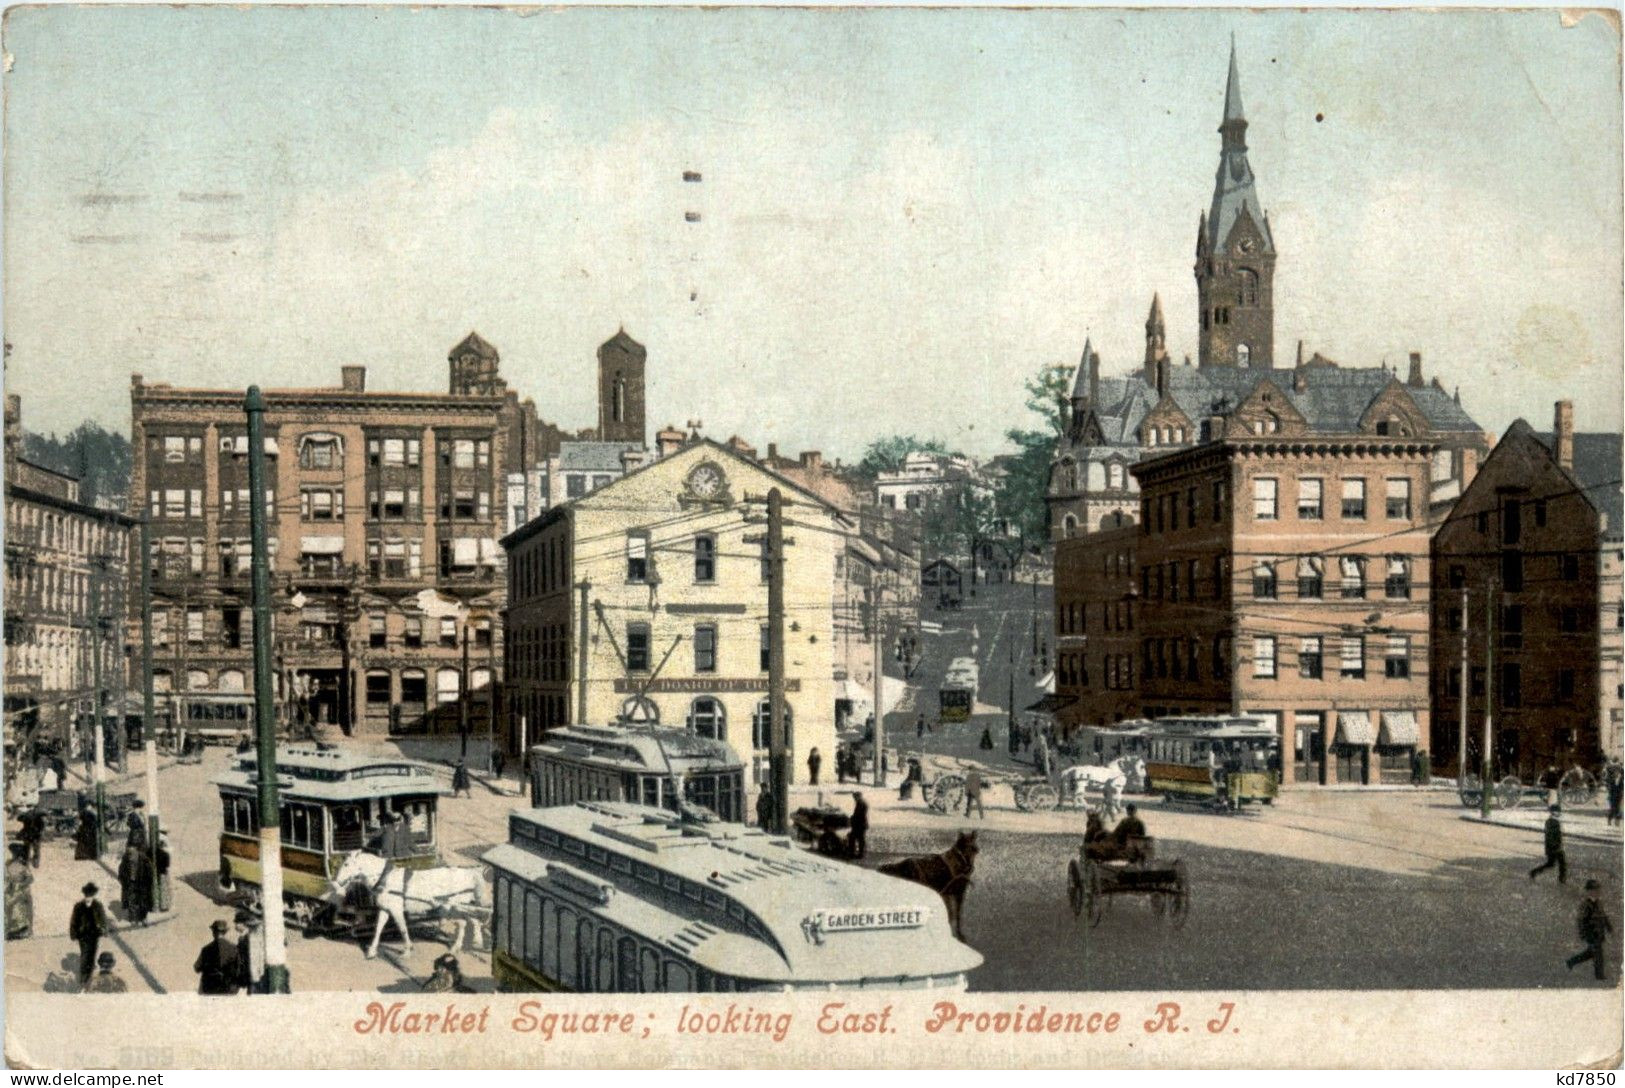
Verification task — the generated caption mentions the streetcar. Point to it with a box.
[529,723,746,823]
[938,657,978,723]
[1070,720,1154,765]
[1143,716,1279,808]
[484,800,983,992]
[214,744,447,929]
[154,692,274,750]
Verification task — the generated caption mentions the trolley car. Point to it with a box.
[938,658,978,723]
[215,745,447,928]
[529,724,746,823]
[1143,716,1279,809]
[484,801,982,992]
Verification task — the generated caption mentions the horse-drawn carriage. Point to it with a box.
[1065,835,1189,929]
[792,803,852,856]
[914,756,1062,814]
[1457,768,1599,810]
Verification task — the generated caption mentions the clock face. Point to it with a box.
[1237,237,1257,255]
[687,463,724,499]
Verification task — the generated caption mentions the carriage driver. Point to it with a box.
[1112,804,1148,862]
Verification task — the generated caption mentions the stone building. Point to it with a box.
[1429,402,1624,775]
[3,395,135,757]
[128,331,642,738]
[502,440,842,786]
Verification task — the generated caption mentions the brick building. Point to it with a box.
[3,395,135,758]
[1052,518,1138,731]
[128,331,641,738]
[1429,402,1624,776]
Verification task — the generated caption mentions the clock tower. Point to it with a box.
[1195,41,1275,370]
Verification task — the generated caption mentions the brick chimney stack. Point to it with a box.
[656,424,686,459]
[341,366,366,392]
[1554,400,1575,472]
[1407,352,1424,388]
[800,451,823,473]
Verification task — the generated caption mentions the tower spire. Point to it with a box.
[1223,34,1244,124]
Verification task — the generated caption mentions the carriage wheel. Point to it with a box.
[1560,768,1598,808]
[1014,784,1033,813]
[1167,861,1190,929]
[1457,774,1482,809]
[934,776,966,815]
[1026,783,1059,812]
[1066,860,1085,918]
[1496,775,1524,810]
[1085,860,1104,928]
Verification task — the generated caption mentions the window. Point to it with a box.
[1252,561,1278,600]
[1502,498,1522,545]
[1448,564,1466,589]
[1168,561,1180,601]
[693,625,717,673]
[1501,663,1522,708]
[1253,478,1278,520]
[366,671,391,708]
[1186,486,1198,528]
[403,617,423,648]
[759,626,771,672]
[186,608,204,644]
[1211,481,1225,523]
[688,698,725,741]
[369,614,386,648]
[163,435,187,463]
[439,617,458,648]
[301,487,343,521]
[1559,554,1580,581]
[436,668,461,706]
[1297,478,1323,520]
[1339,556,1366,599]
[1385,556,1411,599]
[1340,636,1366,678]
[1535,500,1548,528]
[627,624,650,672]
[694,535,716,583]
[1253,637,1277,679]
[1341,478,1367,519]
[1560,606,1582,633]
[566,475,587,499]
[1558,669,1576,702]
[1384,635,1411,679]
[299,434,342,470]
[626,534,649,583]
[222,608,243,650]
[1386,478,1412,520]
[1299,637,1323,679]
[751,699,792,750]
[1501,604,1524,649]
[1297,556,1324,599]
[1501,550,1524,592]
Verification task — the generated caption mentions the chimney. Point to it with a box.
[656,424,685,459]
[1296,340,1304,367]
[800,451,823,473]
[341,366,366,393]
[767,443,779,463]
[1554,400,1575,472]
[1460,446,1479,492]
[1407,352,1424,388]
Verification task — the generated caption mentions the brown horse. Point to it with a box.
[877,830,978,941]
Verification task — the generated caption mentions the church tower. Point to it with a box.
[1195,41,1275,369]
[597,328,646,445]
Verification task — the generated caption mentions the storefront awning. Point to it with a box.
[1025,693,1076,715]
[1379,710,1420,746]
[1335,711,1376,746]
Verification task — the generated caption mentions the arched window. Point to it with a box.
[436,667,461,705]
[751,699,793,751]
[1239,267,1259,305]
[613,375,626,424]
[1236,343,1251,366]
[1107,463,1124,489]
[687,697,726,741]
[298,432,344,470]
[187,669,210,691]
[1062,514,1079,539]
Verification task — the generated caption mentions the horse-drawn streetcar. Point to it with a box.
[1144,716,1279,810]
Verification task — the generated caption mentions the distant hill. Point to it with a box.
[21,422,132,511]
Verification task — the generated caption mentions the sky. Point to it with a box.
[3,7,1621,461]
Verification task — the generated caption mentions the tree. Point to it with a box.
[853,435,949,481]
[22,422,132,510]
[995,363,1074,545]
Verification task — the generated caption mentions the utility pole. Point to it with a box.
[767,489,790,833]
[245,386,291,993]
[1457,587,1469,788]
[90,556,106,856]
[1481,579,1496,820]
[871,583,885,788]
[575,581,591,726]
[1006,634,1016,755]
[459,623,471,761]
[140,514,163,909]
[487,619,499,775]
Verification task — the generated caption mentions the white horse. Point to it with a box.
[1060,756,1144,802]
[329,852,489,960]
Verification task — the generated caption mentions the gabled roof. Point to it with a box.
[448,330,498,361]
[1535,429,1624,538]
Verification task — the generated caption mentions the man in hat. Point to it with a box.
[423,953,473,993]
[1530,806,1568,883]
[193,919,242,995]
[755,785,773,830]
[847,792,869,859]
[451,759,472,799]
[73,803,99,861]
[1567,880,1614,981]
[68,883,109,986]
[83,951,128,994]
[17,807,45,868]
[235,912,266,994]
[124,799,147,851]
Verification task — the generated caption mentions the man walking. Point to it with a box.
[1530,806,1568,883]
[916,715,925,741]
[124,800,147,851]
[6,843,33,939]
[1567,880,1614,981]
[69,883,109,987]
[193,919,242,995]
[1606,760,1623,827]
[963,768,985,819]
[847,792,869,859]
[236,912,266,994]
[807,747,822,787]
[17,808,44,869]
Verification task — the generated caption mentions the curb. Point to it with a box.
[1458,813,1623,845]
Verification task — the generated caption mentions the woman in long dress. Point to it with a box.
[73,806,99,861]
[117,845,153,926]
[5,843,34,938]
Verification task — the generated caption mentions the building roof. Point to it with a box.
[214,745,447,803]
[1535,429,1624,538]
[1206,41,1274,254]
[558,441,640,473]
[531,724,743,777]
[448,330,499,361]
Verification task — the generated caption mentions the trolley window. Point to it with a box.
[577,919,595,992]
[554,906,576,989]
[543,902,564,983]
[664,961,693,993]
[524,889,543,971]
[279,802,323,850]
[596,930,616,993]
[639,949,660,993]
[222,795,257,835]
[617,937,639,991]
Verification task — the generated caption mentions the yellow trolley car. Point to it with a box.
[215,744,447,930]
[938,657,978,723]
[1144,716,1279,810]
[485,801,983,992]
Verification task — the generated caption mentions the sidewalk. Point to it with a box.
[1459,808,1622,845]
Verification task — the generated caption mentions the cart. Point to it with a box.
[791,805,852,857]
[32,789,85,838]
[1457,769,1598,811]
[917,756,1060,814]
[1065,836,1189,929]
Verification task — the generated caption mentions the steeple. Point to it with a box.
[1069,337,1100,442]
[1195,39,1275,370]
[1143,293,1169,386]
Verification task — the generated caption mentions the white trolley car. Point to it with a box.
[485,801,983,992]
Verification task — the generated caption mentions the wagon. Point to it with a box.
[1065,836,1189,929]
[1456,768,1599,811]
[791,804,852,856]
[33,789,85,837]
[918,757,1060,814]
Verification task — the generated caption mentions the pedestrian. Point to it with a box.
[236,912,266,994]
[193,919,242,995]
[807,747,822,787]
[1112,803,1148,859]
[73,804,99,861]
[1605,760,1623,827]
[154,831,172,913]
[50,754,67,792]
[451,759,472,799]
[125,799,147,851]
[1530,806,1568,883]
[755,786,774,830]
[833,746,846,785]
[423,953,474,994]
[236,733,252,754]
[491,747,507,781]
[69,882,109,986]
[117,843,153,926]
[5,842,34,938]
[1567,879,1614,981]
[18,807,45,868]
[848,792,869,859]
[978,728,994,751]
[1101,777,1122,824]
[963,768,985,819]
[916,715,925,741]
[83,951,128,993]
[1540,764,1562,808]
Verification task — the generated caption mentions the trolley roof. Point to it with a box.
[214,745,449,803]
[530,724,744,776]
[1147,715,1278,741]
[486,801,982,986]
